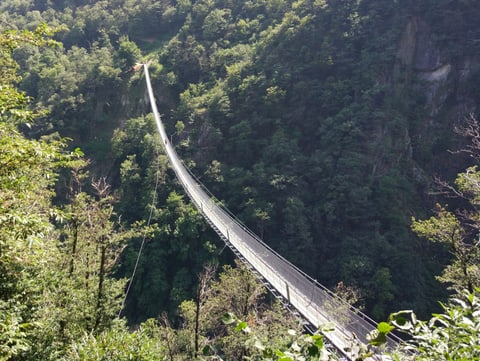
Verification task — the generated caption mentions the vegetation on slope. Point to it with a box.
[1,1,480,360]
[1,0,480,329]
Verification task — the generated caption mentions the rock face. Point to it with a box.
[392,15,480,180]
[398,17,451,116]
[398,16,478,121]
[398,17,443,72]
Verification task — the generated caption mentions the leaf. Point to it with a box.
[312,335,324,349]
[377,321,395,334]
[202,345,214,356]
[389,311,414,330]
[308,345,320,356]
[235,321,248,331]
[222,312,236,325]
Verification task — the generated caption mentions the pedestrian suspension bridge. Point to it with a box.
[143,64,400,359]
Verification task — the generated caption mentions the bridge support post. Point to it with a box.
[285,282,290,303]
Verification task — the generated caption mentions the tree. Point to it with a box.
[44,176,136,341]
[0,119,73,360]
[64,318,166,361]
[0,25,82,360]
[201,8,232,41]
[224,313,341,361]
[380,116,480,359]
[412,116,480,293]
[115,36,142,73]
[0,25,146,359]
[187,261,301,361]
[0,24,57,124]
[385,289,480,361]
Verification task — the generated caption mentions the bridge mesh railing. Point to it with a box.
[144,65,401,357]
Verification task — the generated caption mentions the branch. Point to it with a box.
[92,176,111,199]
[451,113,480,160]
[429,176,466,200]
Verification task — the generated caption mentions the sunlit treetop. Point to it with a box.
[0,24,60,123]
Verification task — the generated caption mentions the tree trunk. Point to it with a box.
[94,243,107,330]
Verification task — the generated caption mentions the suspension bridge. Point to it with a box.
[143,64,400,360]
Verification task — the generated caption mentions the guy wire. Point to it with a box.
[117,132,162,318]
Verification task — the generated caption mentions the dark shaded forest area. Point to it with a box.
[1,0,480,359]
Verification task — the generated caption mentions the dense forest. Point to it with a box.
[1,0,480,360]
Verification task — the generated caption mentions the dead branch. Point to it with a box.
[92,176,111,199]
[451,113,480,160]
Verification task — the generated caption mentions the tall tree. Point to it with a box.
[412,116,480,293]
[0,25,81,359]
[31,174,142,359]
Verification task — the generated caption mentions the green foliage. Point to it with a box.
[385,289,480,361]
[3,0,480,335]
[223,312,339,361]
[0,24,146,360]
[111,114,168,220]
[159,262,301,361]
[368,268,396,320]
[154,0,442,318]
[20,41,127,142]
[412,179,480,293]
[367,322,395,348]
[0,300,36,361]
[115,36,142,72]
[64,319,165,361]
[0,123,82,360]
[0,26,84,360]
[0,24,58,124]
[112,115,218,323]
[200,263,301,360]
[40,183,139,349]
[202,8,232,41]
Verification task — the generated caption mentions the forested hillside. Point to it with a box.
[1,1,480,358]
